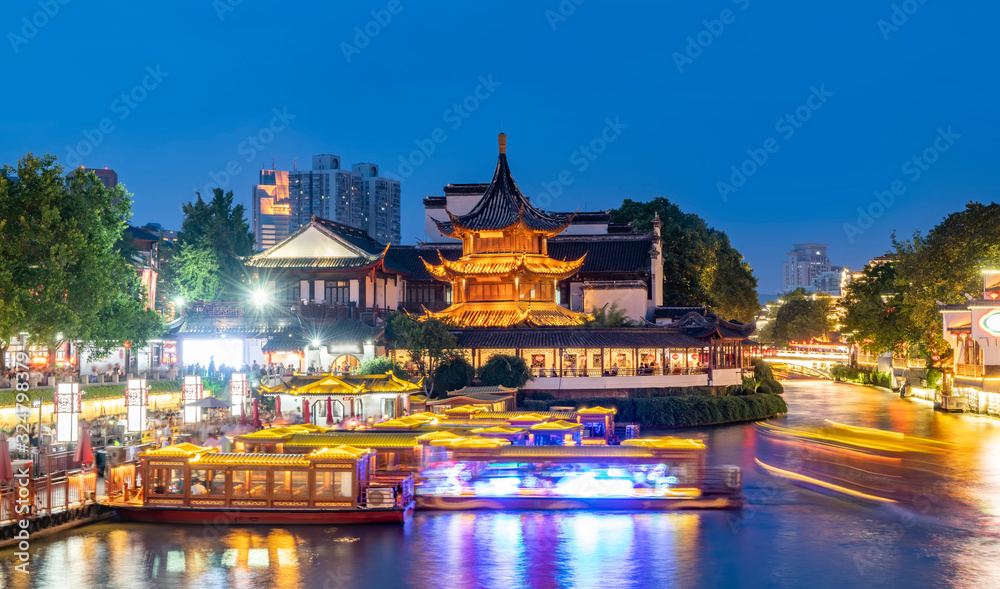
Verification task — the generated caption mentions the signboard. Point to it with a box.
[979,309,1000,338]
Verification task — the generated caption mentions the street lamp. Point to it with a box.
[125,378,149,434]
[55,383,83,443]
[183,375,203,424]
[252,289,269,307]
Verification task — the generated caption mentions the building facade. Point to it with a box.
[781,243,849,296]
[252,155,401,251]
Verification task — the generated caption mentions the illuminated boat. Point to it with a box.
[109,443,415,524]
[754,421,950,504]
[415,436,743,510]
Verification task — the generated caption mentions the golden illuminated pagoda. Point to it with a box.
[420,134,591,327]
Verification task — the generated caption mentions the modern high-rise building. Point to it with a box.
[251,155,401,251]
[68,166,118,188]
[781,243,849,296]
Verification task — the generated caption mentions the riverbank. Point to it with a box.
[522,393,787,428]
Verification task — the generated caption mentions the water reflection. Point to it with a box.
[3,380,1000,588]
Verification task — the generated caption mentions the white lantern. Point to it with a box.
[55,383,83,443]
[125,378,148,434]
[183,375,203,423]
[230,373,248,412]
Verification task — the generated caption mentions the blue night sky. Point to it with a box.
[2,1,998,294]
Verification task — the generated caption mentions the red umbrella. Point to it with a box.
[74,429,93,467]
[252,398,262,429]
[275,395,281,415]
[302,399,311,424]
[326,397,334,426]
[0,433,14,484]
[240,400,247,426]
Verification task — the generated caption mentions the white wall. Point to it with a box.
[584,287,648,322]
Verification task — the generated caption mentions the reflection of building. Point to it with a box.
[252,156,401,251]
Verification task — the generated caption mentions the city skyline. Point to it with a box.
[3,2,997,293]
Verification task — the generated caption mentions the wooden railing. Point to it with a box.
[532,366,711,378]
[0,467,96,524]
[955,363,983,378]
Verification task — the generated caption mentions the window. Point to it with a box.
[409,286,436,304]
[315,471,354,499]
[150,468,183,495]
[273,470,309,500]
[468,283,513,302]
[231,470,268,498]
[325,281,350,304]
[191,469,224,496]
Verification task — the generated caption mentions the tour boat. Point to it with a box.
[754,421,950,504]
[109,443,415,524]
[415,437,743,510]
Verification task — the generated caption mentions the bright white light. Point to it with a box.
[182,339,244,368]
[252,289,269,306]
[311,339,320,347]
[174,296,185,307]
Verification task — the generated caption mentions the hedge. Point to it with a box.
[831,365,893,388]
[524,393,787,428]
[0,381,184,407]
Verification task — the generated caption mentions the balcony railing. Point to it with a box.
[955,363,983,379]
[531,366,711,378]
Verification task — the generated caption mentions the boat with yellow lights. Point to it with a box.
[108,443,415,524]
[754,421,951,504]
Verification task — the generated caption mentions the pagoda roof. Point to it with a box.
[421,252,585,281]
[259,371,423,396]
[435,134,572,236]
[245,215,387,270]
[424,301,590,328]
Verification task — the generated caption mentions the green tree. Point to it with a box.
[386,314,457,396]
[172,188,254,302]
[841,261,909,355]
[586,302,640,328]
[433,356,475,397]
[611,197,758,322]
[0,154,162,371]
[477,354,533,389]
[355,356,408,380]
[760,289,831,346]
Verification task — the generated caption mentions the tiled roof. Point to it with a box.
[446,385,518,396]
[426,301,590,328]
[548,237,652,274]
[426,393,513,405]
[437,139,571,236]
[245,256,380,269]
[424,254,585,281]
[195,453,311,467]
[311,216,386,255]
[261,320,380,352]
[282,432,426,449]
[451,328,708,349]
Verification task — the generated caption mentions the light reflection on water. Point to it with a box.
[2,380,1000,588]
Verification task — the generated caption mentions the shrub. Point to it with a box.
[522,400,549,412]
[477,355,533,389]
[0,380,184,408]
[521,393,787,427]
[527,391,556,401]
[432,357,475,397]
[356,357,409,379]
[752,358,774,381]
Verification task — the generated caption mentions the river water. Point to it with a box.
[3,380,1000,588]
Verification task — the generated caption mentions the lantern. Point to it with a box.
[230,373,248,413]
[125,378,148,433]
[55,383,83,443]
[183,375,203,423]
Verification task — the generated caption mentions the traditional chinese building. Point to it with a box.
[419,133,591,328]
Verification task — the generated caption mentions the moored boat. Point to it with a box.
[108,443,414,524]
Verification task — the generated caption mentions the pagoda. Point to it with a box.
[420,134,591,327]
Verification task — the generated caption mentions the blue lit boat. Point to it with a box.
[415,437,743,510]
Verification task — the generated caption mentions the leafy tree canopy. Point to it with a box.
[355,356,409,380]
[385,313,457,395]
[611,197,758,322]
[477,354,533,389]
[0,153,162,368]
[433,356,475,398]
[757,289,831,346]
[172,188,254,302]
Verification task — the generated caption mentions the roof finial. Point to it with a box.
[498,132,507,155]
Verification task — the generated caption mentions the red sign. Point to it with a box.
[124,341,132,349]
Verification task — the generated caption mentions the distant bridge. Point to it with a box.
[762,350,850,379]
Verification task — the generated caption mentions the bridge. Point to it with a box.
[762,350,849,379]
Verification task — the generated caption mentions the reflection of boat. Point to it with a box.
[416,439,743,510]
[108,443,414,524]
[755,421,950,504]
